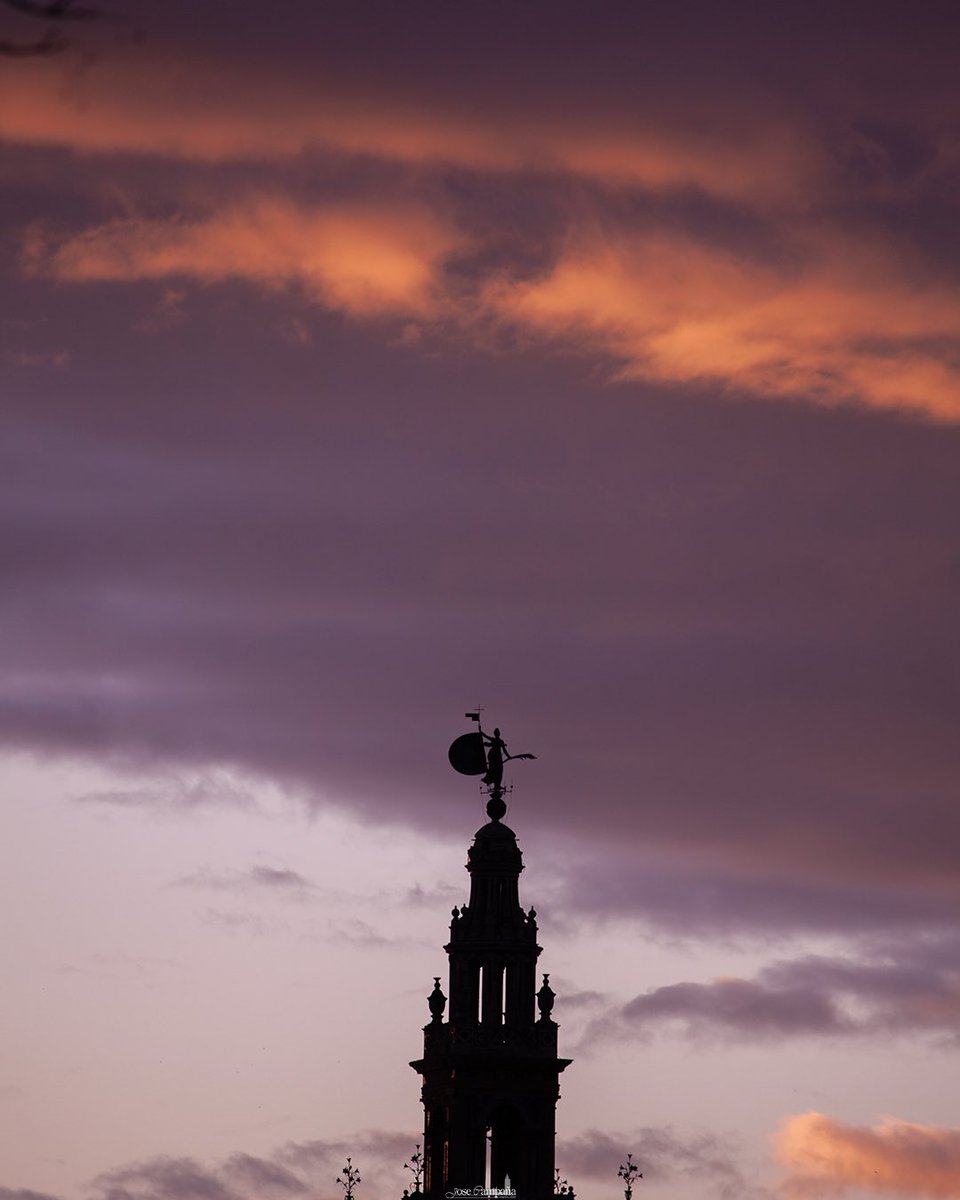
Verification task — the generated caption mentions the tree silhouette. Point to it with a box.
[0,0,99,56]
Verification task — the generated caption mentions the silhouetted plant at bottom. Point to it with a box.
[618,1153,642,1200]
[402,1143,424,1197]
[554,1167,575,1198]
[337,1157,361,1200]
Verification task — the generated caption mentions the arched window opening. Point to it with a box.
[487,1105,525,1194]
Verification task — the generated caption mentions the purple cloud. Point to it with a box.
[558,1127,769,1200]
[581,933,960,1047]
[174,866,316,899]
[69,1131,420,1200]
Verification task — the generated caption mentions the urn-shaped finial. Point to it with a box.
[428,976,446,1022]
[537,972,555,1020]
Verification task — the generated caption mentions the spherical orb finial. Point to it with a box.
[485,791,507,821]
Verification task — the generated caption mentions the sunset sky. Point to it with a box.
[2,3,960,1199]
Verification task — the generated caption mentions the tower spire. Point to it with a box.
[411,720,570,1200]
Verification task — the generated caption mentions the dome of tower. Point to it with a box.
[468,820,523,873]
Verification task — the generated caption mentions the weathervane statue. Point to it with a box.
[447,711,536,820]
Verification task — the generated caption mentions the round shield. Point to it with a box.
[448,731,487,776]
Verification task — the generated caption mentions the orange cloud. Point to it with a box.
[27,199,960,421]
[486,229,960,420]
[25,197,461,318]
[776,1112,960,1197]
[11,43,959,423]
[0,55,820,204]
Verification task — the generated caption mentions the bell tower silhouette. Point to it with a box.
[411,719,571,1200]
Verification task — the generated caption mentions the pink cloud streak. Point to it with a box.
[24,197,460,317]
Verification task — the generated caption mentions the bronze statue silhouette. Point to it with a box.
[481,727,534,790]
[448,715,535,820]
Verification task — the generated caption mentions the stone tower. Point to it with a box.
[410,801,571,1200]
